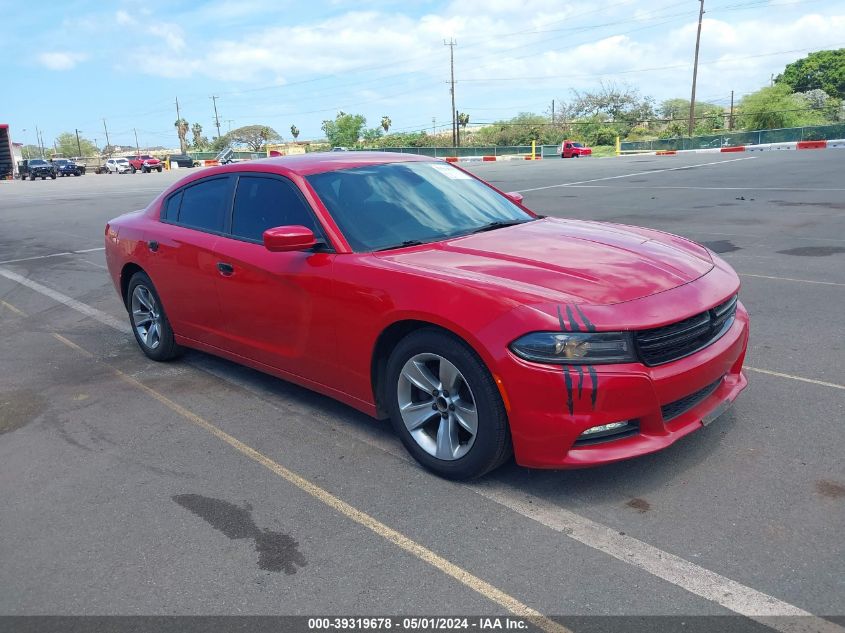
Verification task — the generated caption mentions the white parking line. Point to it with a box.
[740,273,845,287]
[745,366,844,390]
[0,247,105,266]
[516,157,757,192]
[2,268,843,633]
[0,268,127,331]
[561,185,845,192]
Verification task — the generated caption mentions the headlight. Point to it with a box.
[510,331,635,364]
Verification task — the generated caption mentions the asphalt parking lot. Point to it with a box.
[0,153,843,631]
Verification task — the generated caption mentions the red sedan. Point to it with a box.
[105,152,748,479]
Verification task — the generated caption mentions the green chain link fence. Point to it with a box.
[621,123,845,152]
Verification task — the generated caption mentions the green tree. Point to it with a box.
[290,125,300,140]
[738,84,827,130]
[776,49,845,100]
[191,123,206,149]
[53,132,98,157]
[380,116,391,133]
[228,125,282,151]
[362,127,383,143]
[321,111,366,147]
[174,118,189,153]
[21,144,43,159]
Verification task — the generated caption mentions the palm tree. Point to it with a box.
[174,118,189,153]
[290,125,300,140]
[381,116,392,133]
[458,112,470,129]
[191,123,203,149]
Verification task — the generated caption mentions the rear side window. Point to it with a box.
[177,177,232,233]
[230,175,322,242]
[162,191,183,221]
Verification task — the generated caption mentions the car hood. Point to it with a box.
[377,218,714,305]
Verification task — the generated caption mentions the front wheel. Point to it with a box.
[126,271,183,361]
[385,329,512,479]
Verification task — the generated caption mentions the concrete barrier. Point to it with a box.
[797,140,827,150]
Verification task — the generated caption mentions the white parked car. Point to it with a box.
[105,158,131,174]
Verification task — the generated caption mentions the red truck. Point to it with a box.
[560,140,592,158]
[126,154,163,173]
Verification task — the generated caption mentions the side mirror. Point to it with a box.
[263,225,317,252]
[505,191,524,204]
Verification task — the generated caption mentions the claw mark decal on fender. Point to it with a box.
[557,303,599,414]
[563,366,574,415]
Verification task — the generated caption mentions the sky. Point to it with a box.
[2,0,844,150]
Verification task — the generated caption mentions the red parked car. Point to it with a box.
[126,154,163,173]
[561,140,592,158]
[104,152,748,479]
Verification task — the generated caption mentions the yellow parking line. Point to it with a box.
[50,332,570,633]
[745,366,844,390]
[0,299,26,317]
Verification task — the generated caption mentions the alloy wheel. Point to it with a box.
[131,285,162,350]
[397,353,478,460]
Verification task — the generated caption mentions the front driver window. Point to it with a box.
[230,175,322,243]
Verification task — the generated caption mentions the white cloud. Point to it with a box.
[37,51,88,70]
[115,10,135,26]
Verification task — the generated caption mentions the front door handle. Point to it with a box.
[148,241,159,252]
[217,262,234,276]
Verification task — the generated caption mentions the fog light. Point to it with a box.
[580,421,629,436]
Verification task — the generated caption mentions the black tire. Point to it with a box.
[131,165,137,173]
[157,167,162,173]
[384,328,512,479]
[42,176,47,180]
[29,175,35,181]
[126,271,183,362]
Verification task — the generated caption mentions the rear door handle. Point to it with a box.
[217,262,234,276]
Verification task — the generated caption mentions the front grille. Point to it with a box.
[661,377,723,422]
[635,295,737,366]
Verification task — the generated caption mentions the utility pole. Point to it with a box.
[551,99,555,124]
[225,119,234,133]
[688,0,705,137]
[133,128,140,155]
[432,117,436,136]
[102,119,111,154]
[455,109,460,148]
[175,96,186,153]
[74,129,82,157]
[35,126,44,157]
[444,39,457,148]
[210,95,222,139]
[729,90,734,131]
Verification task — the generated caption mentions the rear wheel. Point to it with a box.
[126,271,183,361]
[385,329,512,479]
[130,165,137,173]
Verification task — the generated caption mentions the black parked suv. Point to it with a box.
[51,158,85,177]
[19,159,57,180]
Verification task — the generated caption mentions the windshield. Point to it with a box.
[572,143,583,148]
[54,160,68,165]
[116,159,129,164]
[30,160,47,165]
[307,161,533,252]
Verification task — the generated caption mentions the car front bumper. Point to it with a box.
[499,302,749,469]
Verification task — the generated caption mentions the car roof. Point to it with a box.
[210,151,437,176]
